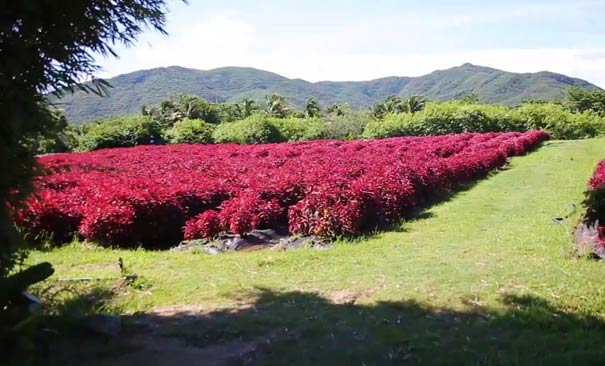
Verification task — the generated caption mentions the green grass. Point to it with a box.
[31,139,605,365]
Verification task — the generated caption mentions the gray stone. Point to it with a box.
[574,221,605,259]
[226,237,248,250]
[173,231,333,254]
[170,239,207,252]
[250,229,282,242]
[204,246,222,255]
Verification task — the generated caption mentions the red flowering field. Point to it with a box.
[584,160,605,244]
[14,131,549,248]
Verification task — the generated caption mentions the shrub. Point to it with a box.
[512,103,605,139]
[323,110,372,140]
[218,192,285,234]
[76,115,165,151]
[407,103,519,135]
[573,111,605,139]
[268,117,324,141]
[362,113,417,139]
[165,118,215,144]
[584,160,605,245]
[212,114,282,144]
[363,101,605,140]
[184,210,222,239]
[415,103,484,135]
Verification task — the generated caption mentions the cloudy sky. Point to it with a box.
[95,0,605,87]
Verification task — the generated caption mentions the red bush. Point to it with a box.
[584,160,605,244]
[184,210,222,239]
[13,131,550,246]
[589,160,605,190]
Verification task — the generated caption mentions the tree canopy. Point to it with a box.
[2,1,173,362]
[566,87,605,116]
[0,0,171,278]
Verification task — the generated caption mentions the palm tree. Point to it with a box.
[304,98,321,118]
[384,96,405,113]
[373,95,427,118]
[326,103,345,116]
[371,103,387,119]
[265,93,291,118]
[372,96,404,118]
[403,95,427,114]
[238,97,257,118]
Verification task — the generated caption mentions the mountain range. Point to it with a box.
[53,63,601,124]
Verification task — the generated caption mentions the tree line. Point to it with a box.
[37,86,605,152]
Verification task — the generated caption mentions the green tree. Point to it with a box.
[1,1,171,362]
[372,95,405,119]
[237,97,259,119]
[165,118,215,144]
[143,94,220,125]
[326,103,346,116]
[265,93,291,118]
[176,94,220,123]
[403,95,427,114]
[216,103,240,122]
[566,87,605,115]
[460,93,480,104]
[32,109,71,154]
[304,98,322,118]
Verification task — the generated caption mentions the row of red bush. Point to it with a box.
[584,160,605,244]
[13,131,549,247]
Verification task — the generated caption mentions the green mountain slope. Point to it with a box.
[53,63,601,124]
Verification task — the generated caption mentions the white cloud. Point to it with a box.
[97,13,258,77]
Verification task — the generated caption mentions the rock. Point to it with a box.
[204,246,222,255]
[310,236,333,250]
[85,314,122,337]
[174,231,333,254]
[226,237,248,250]
[250,229,282,241]
[276,237,311,250]
[272,235,333,251]
[170,239,207,252]
[574,221,605,259]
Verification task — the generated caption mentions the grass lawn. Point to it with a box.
[30,139,605,365]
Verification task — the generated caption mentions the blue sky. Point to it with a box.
[96,0,605,86]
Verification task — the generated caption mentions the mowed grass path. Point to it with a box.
[32,139,605,365]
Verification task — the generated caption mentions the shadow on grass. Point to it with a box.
[44,287,605,366]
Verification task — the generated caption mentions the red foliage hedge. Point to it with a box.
[13,131,549,247]
[584,160,605,244]
[589,161,605,191]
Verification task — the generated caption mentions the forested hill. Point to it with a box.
[53,63,601,124]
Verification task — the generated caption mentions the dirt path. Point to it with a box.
[49,304,289,366]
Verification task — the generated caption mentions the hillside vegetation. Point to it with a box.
[52,63,600,123]
[43,88,605,154]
